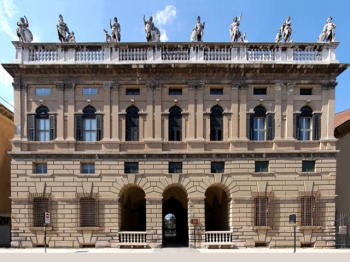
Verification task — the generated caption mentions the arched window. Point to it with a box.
[169,106,182,141]
[247,106,274,141]
[75,106,102,141]
[294,106,321,140]
[210,106,223,141]
[126,106,139,141]
[28,106,55,141]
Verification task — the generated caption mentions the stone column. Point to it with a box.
[196,83,204,140]
[154,84,162,140]
[145,195,162,248]
[274,83,283,139]
[111,84,120,141]
[188,196,205,249]
[230,84,239,139]
[163,113,169,141]
[188,83,196,139]
[66,82,75,141]
[286,83,295,139]
[56,83,64,140]
[326,81,337,139]
[145,83,154,140]
[103,82,111,140]
[239,83,248,139]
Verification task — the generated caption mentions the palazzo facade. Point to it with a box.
[2,41,347,248]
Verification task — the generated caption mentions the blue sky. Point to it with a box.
[0,0,349,113]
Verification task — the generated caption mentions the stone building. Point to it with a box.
[1,41,347,249]
[0,104,13,246]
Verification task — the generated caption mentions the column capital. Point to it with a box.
[188,83,204,90]
[275,83,283,90]
[188,83,196,90]
[111,83,119,91]
[231,83,239,90]
[146,82,161,91]
[56,83,64,91]
[322,81,337,90]
[66,82,75,90]
[240,82,248,89]
[103,82,112,91]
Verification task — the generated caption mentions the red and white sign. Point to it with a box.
[44,212,50,224]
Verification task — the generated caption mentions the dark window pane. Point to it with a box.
[210,106,223,141]
[80,197,96,227]
[169,107,182,141]
[302,161,315,172]
[255,161,269,172]
[125,162,139,173]
[169,162,182,173]
[82,164,95,174]
[210,89,223,95]
[35,164,47,174]
[254,88,267,95]
[300,89,312,95]
[169,89,182,95]
[126,89,140,95]
[33,197,49,227]
[126,107,139,141]
[211,162,224,173]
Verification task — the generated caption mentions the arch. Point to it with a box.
[205,184,230,231]
[300,106,313,116]
[169,106,182,141]
[35,106,50,115]
[254,105,266,117]
[119,185,146,231]
[210,105,223,141]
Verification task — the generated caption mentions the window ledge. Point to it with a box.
[28,173,53,178]
[76,227,100,231]
[252,226,272,230]
[29,227,53,231]
[251,172,275,176]
[298,226,322,230]
[298,172,321,176]
[76,173,101,178]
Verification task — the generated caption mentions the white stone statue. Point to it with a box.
[280,16,292,42]
[190,16,205,42]
[318,16,337,43]
[110,17,121,42]
[104,29,112,43]
[16,16,33,43]
[230,14,242,42]
[143,15,160,42]
[275,29,282,42]
[68,31,76,43]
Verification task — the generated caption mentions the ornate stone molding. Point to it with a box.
[12,78,21,90]
[188,83,204,90]
[56,83,64,91]
[103,82,112,91]
[275,83,283,91]
[231,83,239,90]
[240,82,248,89]
[66,82,75,90]
[146,82,162,91]
[322,81,338,90]
[111,83,119,91]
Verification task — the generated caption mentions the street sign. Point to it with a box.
[191,219,199,225]
[289,214,296,224]
[44,212,50,224]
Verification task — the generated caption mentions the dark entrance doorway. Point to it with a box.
[162,187,188,247]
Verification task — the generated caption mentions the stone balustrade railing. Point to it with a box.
[12,41,339,64]
[118,231,147,244]
[205,231,233,243]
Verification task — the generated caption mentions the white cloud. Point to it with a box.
[159,28,168,42]
[0,66,14,110]
[0,0,18,40]
[3,0,18,18]
[154,5,176,25]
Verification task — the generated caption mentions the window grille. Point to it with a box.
[76,193,99,227]
[29,193,51,227]
[252,192,275,227]
[298,191,321,226]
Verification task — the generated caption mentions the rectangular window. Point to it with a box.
[81,163,95,174]
[169,88,182,95]
[254,196,268,226]
[125,162,139,173]
[210,88,223,95]
[126,88,140,95]
[299,194,320,227]
[33,197,49,227]
[254,88,267,95]
[211,162,224,173]
[300,88,312,95]
[34,163,47,174]
[83,119,97,142]
[79,196,97,227]
[253,118,265,140]
[299,117,311,140]
[255,161,269,172]
[35,88,51,96]
[82,87,97,95]
[37,118,50,141]
[169,162,182,173]
[302,161,315,172]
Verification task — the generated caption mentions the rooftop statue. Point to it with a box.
[143,15,160,42]
[280,16,292,42]
[104,29,112,43]
[57,14,71,43]
[230,14,242,42]
[68,31,76,43]
[110,17,121,42]
[16,16,33,43]
[275,29,282,42]
[318,16,337,43]
[190,16,205,42]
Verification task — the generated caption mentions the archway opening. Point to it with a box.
[205,186,229,231]
[162,187,188,247]
[120,187,146,231]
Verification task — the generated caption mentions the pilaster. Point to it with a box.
[239,83,248,139]
[286,83,295,139]
[56,83,64,140]
[274,83,282,139]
